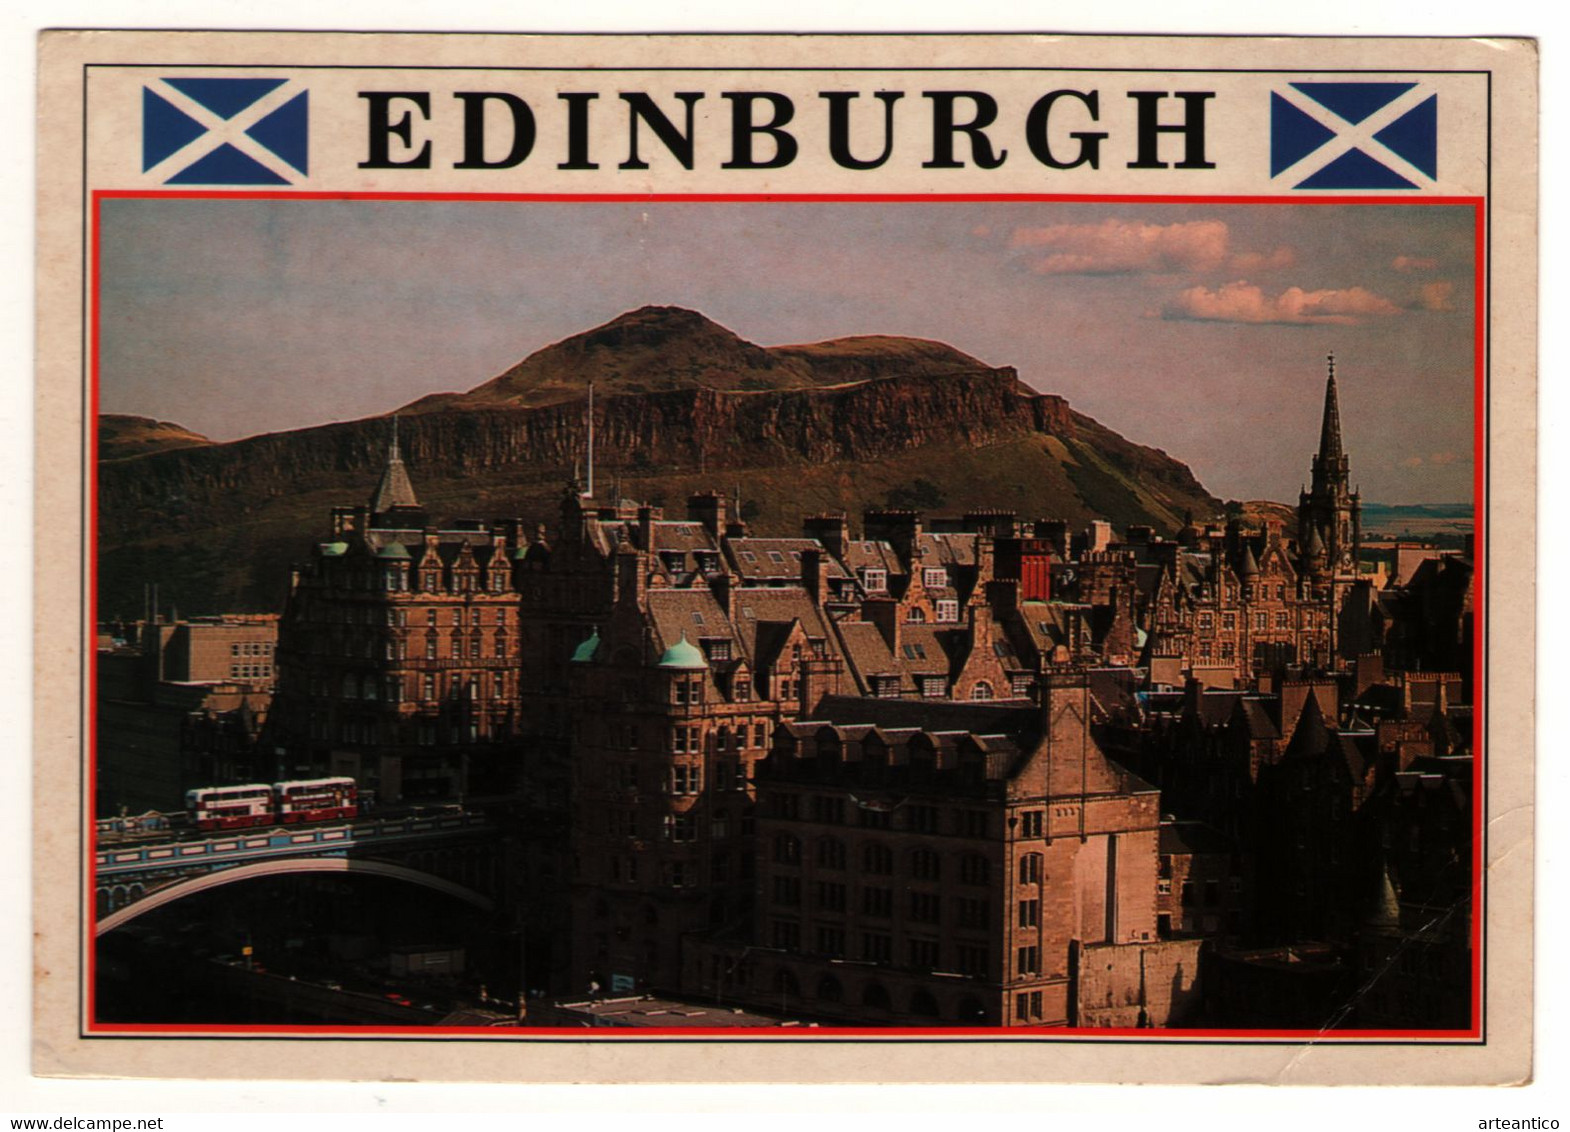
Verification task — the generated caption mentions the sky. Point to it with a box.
[98,197,1477,505]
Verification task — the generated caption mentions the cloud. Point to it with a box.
[1007,218,1292,276]
[1401,455,1426,468]
[1417,280,1456,311]
[1159,281,1402,326]
[1392,255,1439,272]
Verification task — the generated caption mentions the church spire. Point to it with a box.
[371,415,420,514]
[1318,352,1344,464]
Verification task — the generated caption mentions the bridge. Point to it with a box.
[95,811,501,935]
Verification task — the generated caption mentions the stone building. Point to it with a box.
[689,676,1202,1028]
[266,426,527,801]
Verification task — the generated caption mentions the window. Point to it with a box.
[811,796,845,825]
[862,568,887,592]
[960,853,990,885]
[961,810,989,838]
[1017,946,1040,975]
[771,920,800,950]
[814,925,846,958]
[1016,990,1043,1020]
[1198,612,1214,630]
[1157,878,1172,895]
[971,681,994,701]
[908,805,939,834]
[1018,898,1040,928]
[422,673,436,701]
[908,939,941,970]
[425,635,438,660]
[956,896,988,928]
[922,677,946,698]
[862,886,893,917]
[923,567,947,588]
[815,881,847,912]
[817,837,847,869]
[910,848,941,881]
[1222,612,1236,630]
[863,843,893,875]
[936,600,959,623]
[663,812,697,842]
[772,875,801,906]
[1255,612,1268,631]
[1020,852,1043,884]
[774,833,802,865]
[909,891,941,923]
[906,607,927,623]
[1020,810,1044,838]
[861,932,892,964]
[1276,611,1291,629]
[672,764,700,794]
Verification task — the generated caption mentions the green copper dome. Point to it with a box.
[319,541,349,557]
[570,629,602,664]
[376,542,411,560]
[657,631,708,670]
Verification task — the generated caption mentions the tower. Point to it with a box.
[1298,354,1362,579]
[370,416,421,518]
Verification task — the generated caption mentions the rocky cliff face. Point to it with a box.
[98,310,1216,615]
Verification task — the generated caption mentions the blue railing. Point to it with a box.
[94,812,489,878]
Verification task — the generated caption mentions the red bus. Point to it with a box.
[273,777,358,824]
[185,784,274,831]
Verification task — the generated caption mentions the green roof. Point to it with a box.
[376,542,411,560]
[570,629,601,664]
[657,631,708,670]
[319,541,349,557]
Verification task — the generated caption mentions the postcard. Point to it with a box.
[33,31,1536,1083]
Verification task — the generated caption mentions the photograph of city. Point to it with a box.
[91,198,1478,1033]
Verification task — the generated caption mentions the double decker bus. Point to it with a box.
[273,777,358,824]
[185,784,274,831]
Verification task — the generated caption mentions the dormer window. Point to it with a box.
[768,551,786,565]
[935,599,959,623]
[923,567,948,589]
[862,568,887,592]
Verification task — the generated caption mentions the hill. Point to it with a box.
[400,306,995,412]
[98,308,1222,616]
[99,415,211,461]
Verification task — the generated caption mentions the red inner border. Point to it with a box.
[85,190,1488,1044]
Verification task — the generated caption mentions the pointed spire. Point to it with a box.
[371,415,419,514]
[1318,352,1344,464]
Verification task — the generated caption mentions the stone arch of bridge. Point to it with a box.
[95,856,495,937]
